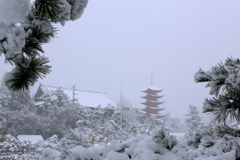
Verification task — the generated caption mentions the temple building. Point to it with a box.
[140,86,165,118]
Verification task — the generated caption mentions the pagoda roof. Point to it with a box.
[141,107,164,111]
[148,113,163,116]
[138,115,165,118]
[149,107,165,110]
[142,94,164,100]
[141,107,165,112]
[141,101,164,106]
[142,86,163,92]
[148,113,165,118]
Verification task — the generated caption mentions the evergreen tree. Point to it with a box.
[0,79,35,111]
[117,94,132,109]
[144,116,163,135]
[0,105,6,137]
[194,57,240,123]
[167,117,185,133]
[0,80,40,136]
[0,0,88,91]
[36,87,70,108]
[162,112,186,133]
[184,105,202,131]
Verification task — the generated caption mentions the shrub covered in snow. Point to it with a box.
[2,134,31,152]
[152,128,177,149]
[37,126,240,160]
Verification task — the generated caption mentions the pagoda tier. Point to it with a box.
[142,94,164,101]
[141,100,164,107]
[142,86,163,95]
[142,89,162,95]
[148,113,165,118]
[141,107,165,114]
[139,112,165,118]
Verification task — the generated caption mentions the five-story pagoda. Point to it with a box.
[141,86,165,118]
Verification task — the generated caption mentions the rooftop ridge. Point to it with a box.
[45,85,104,94]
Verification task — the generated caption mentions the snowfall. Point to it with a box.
[1,0,240,159]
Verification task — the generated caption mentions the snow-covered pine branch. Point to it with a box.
[0,0,88,91]
[194,57,240,123]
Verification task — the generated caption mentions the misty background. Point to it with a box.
[1,0,240,120]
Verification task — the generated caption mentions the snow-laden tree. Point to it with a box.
[65,106,146,146]
[194,57,240,123]
[184,105,202,131]
[167,117,185,133]
[0,80,40,136]
[36,87,70,108]
[117,94,132,109]
[162,112,186,133]
[98,120,127,143]
[0,82,11,108]
[35,95,84,138]
[0,79,81,138]
[0,0,30,25]
[0,0,88,91]
[0,76,34,110]
[0,105,6,137]
[144,116,163,135]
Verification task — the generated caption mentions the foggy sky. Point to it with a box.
[1,0,240,120]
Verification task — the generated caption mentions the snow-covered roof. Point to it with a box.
[36,84,116,108]
[142,85,163,91]
[17,135,44,144]
[40,85,51,95]
[141,100,164,104]
[142,94,164,98]
[148,107,165,110]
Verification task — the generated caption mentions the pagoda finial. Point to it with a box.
[121,73,123,95]
[151,73,153,86]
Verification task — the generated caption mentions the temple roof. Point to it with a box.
[34,84,116,108]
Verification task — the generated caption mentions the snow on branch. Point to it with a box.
[195,57,240,123]
[194,68,212,83]
[0,0,30,25]
[0,0,88,91]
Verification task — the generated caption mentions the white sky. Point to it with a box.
[1,0,240,120]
